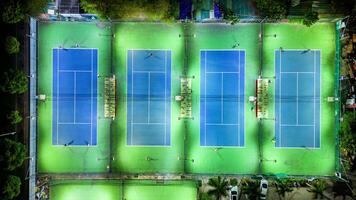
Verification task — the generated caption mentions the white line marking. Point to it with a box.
[281,124,314,126]
[164,50,167,145]
[131,50,134,144]
[59,69,93,73]
[133,123,166,125]
[74,72,76,123]
[221,72,224,123]
[90,49,93,145]
[279,50,282,147]
[58,122,91,125]
[56,49,59,145]
[206,72,239,74]
[238,51,240,146]
[296,72,298,125]
[206,123,239,125]
[281,71,314,74]
[204,51,207,146]
[133,70,165,73]
[148,72,150,123]
[313,50,316,148]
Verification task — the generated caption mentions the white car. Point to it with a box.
[259,179,268,199]
[230,185,238,200]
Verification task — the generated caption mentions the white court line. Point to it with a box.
[131,51,134,145]
[296,72,298,125]
[148,72,151,123]
[281,124,314,126]
[74,72,76,123]
[206,123,239,125]
[164,50,167,145]
[90,49,93,145]
[313,50,316,148]
[238,51,240,146]
[204,51,207,146]
[59,69,93,73]
[279,50,282,147]
[133,70,165,73]
[281,71,314,74]
[56,49,59,145]
[205,72,239,74]
[133,123,166,125]
[58,122,92,125]
[221,73,223,123]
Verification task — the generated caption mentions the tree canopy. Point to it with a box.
[1,69,28,94]
[80,0,179,21]
[5,36,20,54]
[1,175,21,200]
[0,138,26,171]
[254,0,287,20]
[303,10,319,27]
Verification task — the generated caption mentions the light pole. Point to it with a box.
[0,132,16,137]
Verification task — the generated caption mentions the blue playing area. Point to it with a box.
[275,50,320,148]
[52,48,98,146]
[127,50,171,146]
[200,50,245,147]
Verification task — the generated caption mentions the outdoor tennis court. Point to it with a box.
[200,50,245,147]
[52,48,98,146]
[126,50,171,146]
[37,21,337,178]
[275,50,321,148]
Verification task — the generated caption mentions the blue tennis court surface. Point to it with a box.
[200,50,245,147]
[127,50,171,146]
[52,48,98,146]
[275,50,320,148]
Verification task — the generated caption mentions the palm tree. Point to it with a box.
[240,178,260,200]
[275,179,294,200]
[207,176,229,200]
[307,180,329,199]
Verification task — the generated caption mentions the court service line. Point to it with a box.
[148,72,151,123]
[131,51,134,145]
[206,123,239,125]
[90,49,93,145]
[296,72,298,125]
[164,50,167,145]
[279,50,282,147]
[221,73,224,123]
[238,51,241,146]
[313,50,316,148]
[56,50,60,145]
[74,72,76,123]
[204,51,207,146]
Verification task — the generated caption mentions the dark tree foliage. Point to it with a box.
[254,0,287,20]
[1,69,28,94]
[0,138,27,171]
[5,36,20,54]
[80,0,179,21]
[1,175,21,200]
[2,1,25,24]
[7,110,23,125]
[25,0,50,16]
[303,10,319,27]
[207,176,229,200]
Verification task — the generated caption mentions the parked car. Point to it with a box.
[230,185,238,200]
[259,179,268,199]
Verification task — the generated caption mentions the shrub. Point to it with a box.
[303,10,319,27]
[255,0,287,20]
[5,36,20,54]
[0,138,26,171]
[1,69,28,94]
[7,110,22,125]
[2,1,25,24]
[1,175,21,200]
